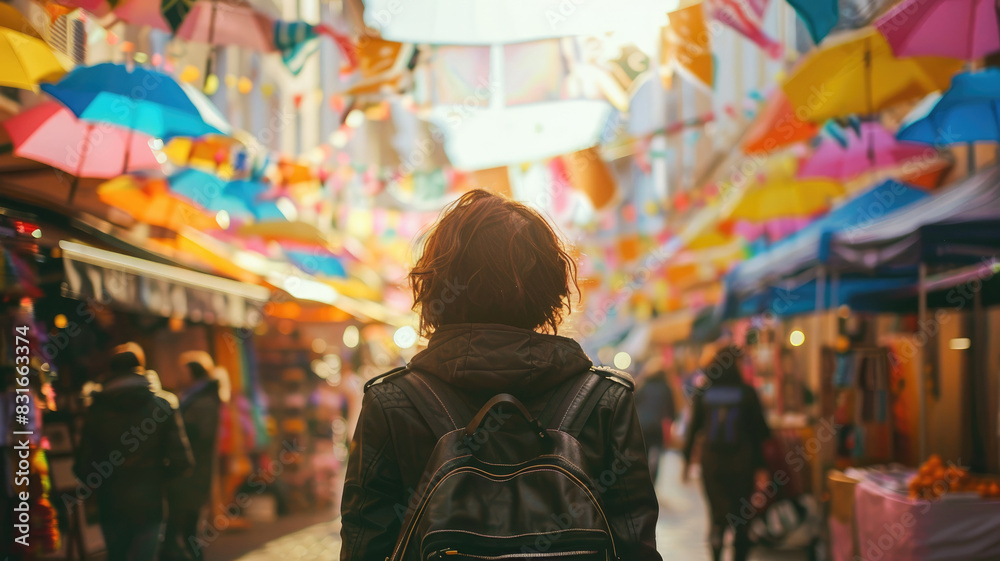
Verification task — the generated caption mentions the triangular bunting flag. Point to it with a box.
[707,0,783,58]
[663,2,715,89]
[274,20,319,75]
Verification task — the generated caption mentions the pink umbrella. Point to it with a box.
[798,122,931,181]
[113,0,170,31]
[175,0,276,52]
[875,0,999,60]
[3,102,161,200]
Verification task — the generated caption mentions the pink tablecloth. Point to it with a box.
[854,481,1000,561]
[829,517,854,561]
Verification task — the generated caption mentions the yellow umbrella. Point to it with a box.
[0,3,43,38]
[782,28,961,122]
[727,170,844,222]
[0,5,66,90]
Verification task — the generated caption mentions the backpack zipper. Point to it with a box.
[428,549,600,560]
[390,463,619,561]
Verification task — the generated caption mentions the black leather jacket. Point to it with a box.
[340,323,661,560]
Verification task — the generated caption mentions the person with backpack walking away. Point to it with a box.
[74,343,194,561]
[340,189,661,561]
[682,345,771,561]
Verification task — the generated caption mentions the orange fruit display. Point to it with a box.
[908,456,1000,499]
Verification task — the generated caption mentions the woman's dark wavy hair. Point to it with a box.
[409,189,578,336]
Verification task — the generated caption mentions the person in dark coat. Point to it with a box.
[163,352,221,561]
[340,189,661,560]
[635,366,676,481]
[682,345,771,561]
[74,343,193,561]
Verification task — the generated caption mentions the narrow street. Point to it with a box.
[213,452,811,561]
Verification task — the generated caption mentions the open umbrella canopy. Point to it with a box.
[898,70,1000,145]
[728,179,930,294]
[0,3,43,38]
[0,5,67,90]
[167,168,285,221]
[727,163,844,223]
[3,102,162,178]
[875,0,999,60]
[41,63,231,139]
[782,29,962,123]
[799,121,932,180]
[176,0,276,52]
[742,89,819,154]
[97,175,220,232]
[113,0,170,31]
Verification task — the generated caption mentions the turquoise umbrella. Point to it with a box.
[169,169,281,220]
[40,63,230,139]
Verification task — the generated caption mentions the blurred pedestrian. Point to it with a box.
[682,345,771,561]
[341,189,661,560]
[635,364,676,481]
[74,343,193,561]
[163,351,222,561]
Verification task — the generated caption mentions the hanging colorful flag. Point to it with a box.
[343,38,414,96]
[561,147,616,209]
[663,2,715,89]
[274,20,319,75]
[161,0,194,33]
[707,0,783,58]
[785,0,839,44]
[314,24,359,72]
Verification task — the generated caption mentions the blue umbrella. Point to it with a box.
[285,250,347,277]
[168,169,280,220]
[41,63,230,139]
[898,70,1000,145]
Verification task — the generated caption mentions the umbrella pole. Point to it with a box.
[204,0,220,88]
[69,124,96,204]
[967,142,976,174]
[864,36,876,169]
[122,127,134,174]
[917,261,928,462]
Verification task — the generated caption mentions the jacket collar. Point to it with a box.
[102,372,151,393]
[408,323,592,393]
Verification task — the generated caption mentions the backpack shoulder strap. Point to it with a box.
[558,366,636,437]
[384,369,462,439]
[363,366,407,393]
[590,365,636,390]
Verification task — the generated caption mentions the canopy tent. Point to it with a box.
[727,180,929,295]
[723,273,916,319]
[823,164,1000,272]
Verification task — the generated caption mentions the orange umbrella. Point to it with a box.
[743,90,819,154]
[98,175,220,232]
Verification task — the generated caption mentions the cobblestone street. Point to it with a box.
[215,452,811,561]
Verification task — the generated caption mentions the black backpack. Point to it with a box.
[372,367,629,561]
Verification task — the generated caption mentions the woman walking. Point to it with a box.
[340,189,661,560]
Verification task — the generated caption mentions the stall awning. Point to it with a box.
[728,180,929,295]
[824,164,1000,272]
[725,273,916,319]
[61,241,270,328]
